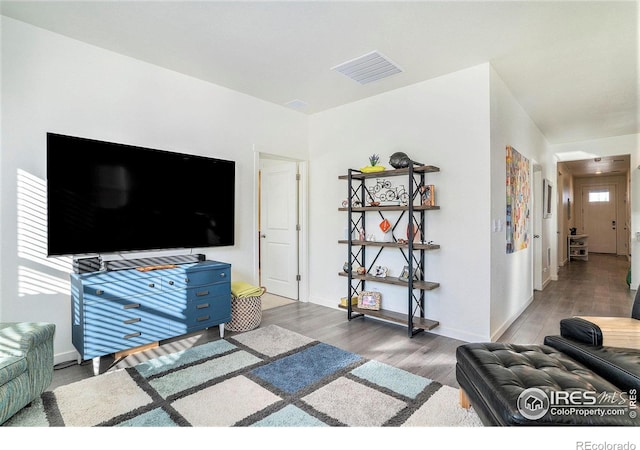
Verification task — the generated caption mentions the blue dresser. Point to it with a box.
[71,260,231,361]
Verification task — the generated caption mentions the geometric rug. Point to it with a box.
[3,325,482,427]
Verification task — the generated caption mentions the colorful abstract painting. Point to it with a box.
[506,146,530,254]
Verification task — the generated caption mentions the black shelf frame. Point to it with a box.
[340,165,440,337]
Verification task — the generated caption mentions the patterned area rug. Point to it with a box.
[4,325,482,427]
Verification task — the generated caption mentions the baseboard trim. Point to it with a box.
[490,293,535,341]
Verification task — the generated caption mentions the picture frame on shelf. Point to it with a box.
[419,184,435,206]
[398,265,420,282]
[357,291,381,310]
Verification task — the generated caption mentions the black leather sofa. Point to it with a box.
[456,287,640,426]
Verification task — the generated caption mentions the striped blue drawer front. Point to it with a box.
[162,266,229,289]
[176,300,231,333]
[83,310,172,358]
[83,276,162,302]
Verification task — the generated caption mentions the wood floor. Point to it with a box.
[49,253,634,391]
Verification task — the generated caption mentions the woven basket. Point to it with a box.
[226,287,265,332]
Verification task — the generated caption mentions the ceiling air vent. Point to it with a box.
[284,99,309,110]
[331,51,403,84]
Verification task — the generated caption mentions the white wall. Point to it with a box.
[550,134,639,289]
[309,64,492,342]
[489,67,550,340]
[1,17,308,363]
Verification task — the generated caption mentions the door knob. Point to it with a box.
[534,234,540,238]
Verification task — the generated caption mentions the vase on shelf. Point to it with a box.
[361,153,385,173]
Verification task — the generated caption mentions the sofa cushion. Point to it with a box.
[456,342,638,426]
[560,317,603,346]
[544,335,640,393]
[0,322,56,356]
[0,356,27,385]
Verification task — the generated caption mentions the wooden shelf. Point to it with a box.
[338,272,440,290]
[339,204,440,212]
[338,165,440,180]
[338,240,440,250]
[338,304,439,331]
[568,234,589,261]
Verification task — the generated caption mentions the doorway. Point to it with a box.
[581,184,617,254]
[258,156,303,300]
[556,154,631,266]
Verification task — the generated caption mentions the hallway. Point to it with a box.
[498,253,634,345]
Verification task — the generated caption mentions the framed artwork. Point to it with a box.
[399,265,420,282]
[506,145,530,254]
[357,291,381,310]
[543,178,553,219]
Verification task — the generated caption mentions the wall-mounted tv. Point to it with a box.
[47,133,235,256]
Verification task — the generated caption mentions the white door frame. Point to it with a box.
[533,166,543,290]
[253,149,309,302]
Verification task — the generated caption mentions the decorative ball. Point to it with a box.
[389,151,412,169]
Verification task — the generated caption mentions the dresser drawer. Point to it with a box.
[162,266,229,289]
[186,283,230,302]
[83,276,162,302]
[83,307,172,355]
[186,266,229,286]
[172,295,231,333]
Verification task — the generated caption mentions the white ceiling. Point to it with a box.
[1,1,638,150]
[560,154,631,177]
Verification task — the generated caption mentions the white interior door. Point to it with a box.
[259,160,299,299]
[582,184,617,253]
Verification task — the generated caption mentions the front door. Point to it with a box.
[582,184,617,254]
[259,160,299,299]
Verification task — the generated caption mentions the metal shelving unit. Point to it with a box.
[338,164,440,337]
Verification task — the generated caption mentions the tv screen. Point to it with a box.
[47,133,235,256]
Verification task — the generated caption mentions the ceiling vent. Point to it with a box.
[331,51,403,84]
[284,99,309,110]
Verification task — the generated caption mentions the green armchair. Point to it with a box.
[0,322,55,425]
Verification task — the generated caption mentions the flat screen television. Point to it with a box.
[47,133,235,256]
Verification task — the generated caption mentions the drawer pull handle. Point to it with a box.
[123,318,141,325]
[196,303,209,309]
[196,290,209,297]
[184,277,190,283]
[148,283,155,288]
[124,332,141,339]
[196,315,210,322]
[124,303,141,309]
[168,281,174,285]
[96,289,104,295]
[220,272,226,277]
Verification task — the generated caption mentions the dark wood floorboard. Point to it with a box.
[496,253,634,346]
[50,253,634,391]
